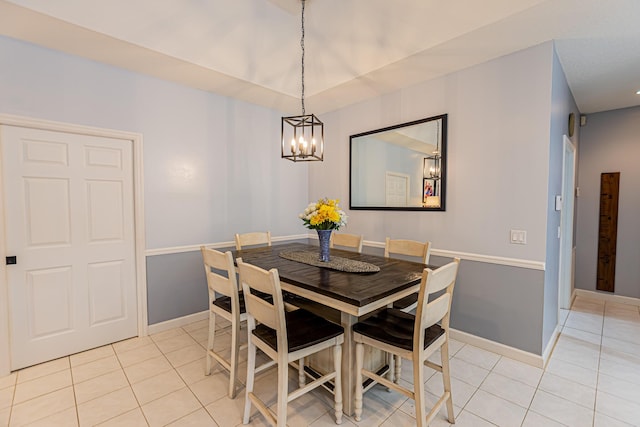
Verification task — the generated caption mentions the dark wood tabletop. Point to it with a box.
[233,242,428,308]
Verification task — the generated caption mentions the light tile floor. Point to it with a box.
[2,295,640,426]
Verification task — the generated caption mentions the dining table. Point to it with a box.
[233,242,430,415]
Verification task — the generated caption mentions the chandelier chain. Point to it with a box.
[300,0,306,115]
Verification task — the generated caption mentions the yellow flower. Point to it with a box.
[300,197,347,230]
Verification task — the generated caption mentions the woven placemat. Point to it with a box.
[279,250,380,273]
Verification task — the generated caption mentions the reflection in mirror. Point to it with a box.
[350,114,447,211]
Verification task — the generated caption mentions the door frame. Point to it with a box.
[558,135,576,310]
[0,114,147,375]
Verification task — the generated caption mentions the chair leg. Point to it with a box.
[354,342,364,422]
[276,358,289,427]
[228,317,240,399]
[242,338,256,425]
[206,312,215,375]
[386,352,394,383]
[441,341,455,423]
[413,356,426,427]
[394,355,402,384]
[298,357,306,387]
[333,343,343,425]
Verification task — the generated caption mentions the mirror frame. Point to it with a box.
[349,114,447,211]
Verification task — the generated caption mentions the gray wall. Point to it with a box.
[576,106,640,298]
[315,43,553,261]
[146,251,209,325]
[0,35,309,249]
[0,35,309,325]
[1,35,572,355]
[311,43,557,354]
[542,48,580,348]
[432,256,545,354]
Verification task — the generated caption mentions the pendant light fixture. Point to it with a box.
[281,0,324,162]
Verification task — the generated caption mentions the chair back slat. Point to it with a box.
[426,260,459,294]
[330,233,364,253]
[237,258,286,337]
[235,231,272,250]
[424,293,451,329]
[207,270,235,298]
[245,291,279,330]
[201,246,237,298]
[385,238,431,264]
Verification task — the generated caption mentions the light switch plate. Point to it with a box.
[510,229,527,244]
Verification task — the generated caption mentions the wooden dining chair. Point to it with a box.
[237,258,345,427]
[385,238,432,312]
[330,232,364,253]
[200,246,247,399]
[353,258,460,427]
[235,231,271,250]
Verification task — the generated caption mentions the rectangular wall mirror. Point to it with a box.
[350,114,447,211]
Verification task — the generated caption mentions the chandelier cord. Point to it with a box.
[300,0,306,115]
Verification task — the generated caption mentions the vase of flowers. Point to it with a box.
[299,198,347,262]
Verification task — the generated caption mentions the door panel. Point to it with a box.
[25,178,71,246]
[87,180,124,242]
[1,125,137,370]
[85,145,122,169]
[88,260,126,325]
[23,138,69,166]
[28,266,73,338]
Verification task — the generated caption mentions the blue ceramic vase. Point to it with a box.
[317,229,332,262]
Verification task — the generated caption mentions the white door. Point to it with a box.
[559,135,576,310]
[385,172,409,206]
[1,125,138,370]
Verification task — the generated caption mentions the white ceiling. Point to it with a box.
[1,0,639,115]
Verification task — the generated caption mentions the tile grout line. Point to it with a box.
[71,354,80,427]
[592,300,640,427]
[110,341,151,427]
[592,301,605,427]
[6,372,16,427]
[522,301,587,427]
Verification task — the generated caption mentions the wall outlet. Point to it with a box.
[510,229,527,244]
[555,195,562,211]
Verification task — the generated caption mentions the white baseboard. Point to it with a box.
[449,328,544,369]
[541,325,561,369]
[147,311,209,335]
[574,289,640,307]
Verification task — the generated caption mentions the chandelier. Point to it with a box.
[281,0,324,162]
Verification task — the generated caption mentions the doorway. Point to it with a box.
[558,135,576,310]
[0,115,147,374]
